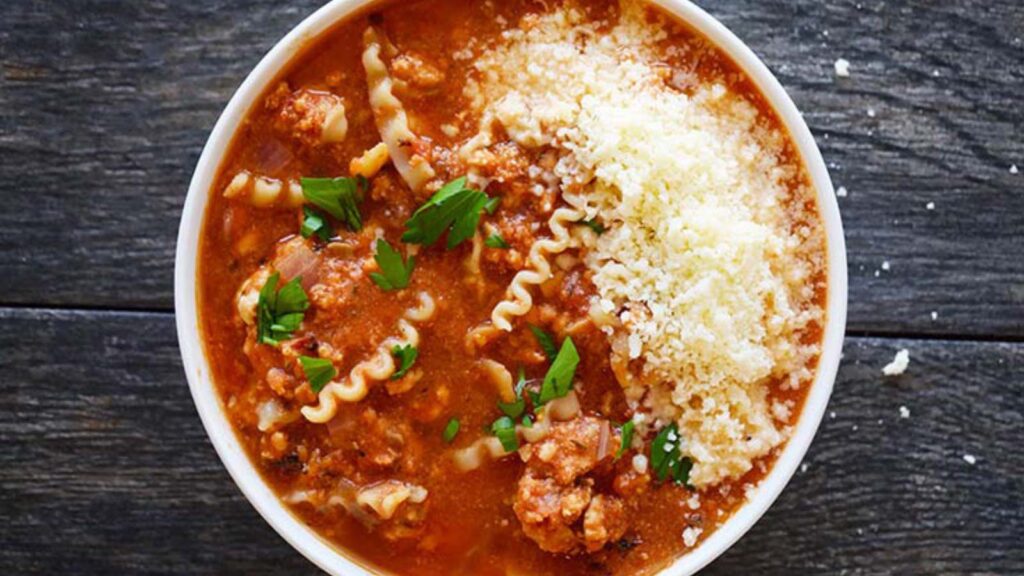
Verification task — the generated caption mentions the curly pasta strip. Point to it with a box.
[489,206,584,331]
[464,322,501,353]
[362,27,435,192]
[452,392,581,471]
[302,292,436,423]
[478,358,515,403]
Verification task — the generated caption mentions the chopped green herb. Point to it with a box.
[370,239,415,291]
[301,176,365,232]
[256,272,310,346]
[580,218,606,235]
[649,423,693,487]
[483,196,501,214]
[300,206,332,241]
[402,177,495,249]
[528,324,558,361]
[498,397,525,419]
[299,356,336,393]
[443,418,460,443]
[537,337,579,406]
[484,232,510,249]
[390,344,418,380]
[491,416,519,453]
[615,421,635,460]
[521,415,533,428]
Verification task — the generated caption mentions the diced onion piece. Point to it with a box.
[275,240,319,288]
[257,399,290,432]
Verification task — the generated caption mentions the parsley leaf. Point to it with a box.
[443,418,460,443]
[528,324,558,361]
[370,239,415,291]
[485,232,510,249]
[301,176,365,232]
[391,344,418,379]
[257,272,309,346]
[299,356,337,393]
[483,196,501,214]
[537,337,579,406]
[521,415,533,428]
[580,218,606,235]
[650,423,694,487]
[402,177,495,249]
[615,421,635,460]
[491,416,519,453]
[300,206,332,241]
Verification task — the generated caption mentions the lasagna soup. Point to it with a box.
[198,0,827,573]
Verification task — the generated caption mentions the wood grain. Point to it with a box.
[0,0,1022,337]
[1,308,1020,574]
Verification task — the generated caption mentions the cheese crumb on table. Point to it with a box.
[963,454,977,465]
[1011,164,1019,174]
[834,58,851,77]
[926,201,935,210]
[836,185,848,197]
[881,261,890,271]
[931,311,938,321]
[899,405,910,419]
[882,349,910,376]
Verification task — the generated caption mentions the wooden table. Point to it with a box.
[2,0,1021,573]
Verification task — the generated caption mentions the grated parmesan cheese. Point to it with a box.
[468,2,824,487]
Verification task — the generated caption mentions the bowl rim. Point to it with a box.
[174,1,848,574]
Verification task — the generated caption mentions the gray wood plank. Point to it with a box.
[0,308,1020,574]
[0,2,1020,317]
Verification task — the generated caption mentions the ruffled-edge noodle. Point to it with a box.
[452,392,581,471]
[478,358,515,403]
[301,292,436,423]
[463,231,487,299]
[464,321,502,353]
[489,205,584,331]
[362,27,436,192]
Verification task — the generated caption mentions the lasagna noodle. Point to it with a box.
[452,392,581,472]
[301,291,437,423]
[489,205,583,331]
[362,27,436,191]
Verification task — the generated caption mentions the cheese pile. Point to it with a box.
[466,2,824,487]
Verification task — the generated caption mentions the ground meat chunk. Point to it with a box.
[391,52,446,94]
[513,417,629,553]
[583,494,628,551]
[520,417,607,484]
[270,85,348,147]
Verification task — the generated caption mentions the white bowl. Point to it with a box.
[175,0,848,574]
